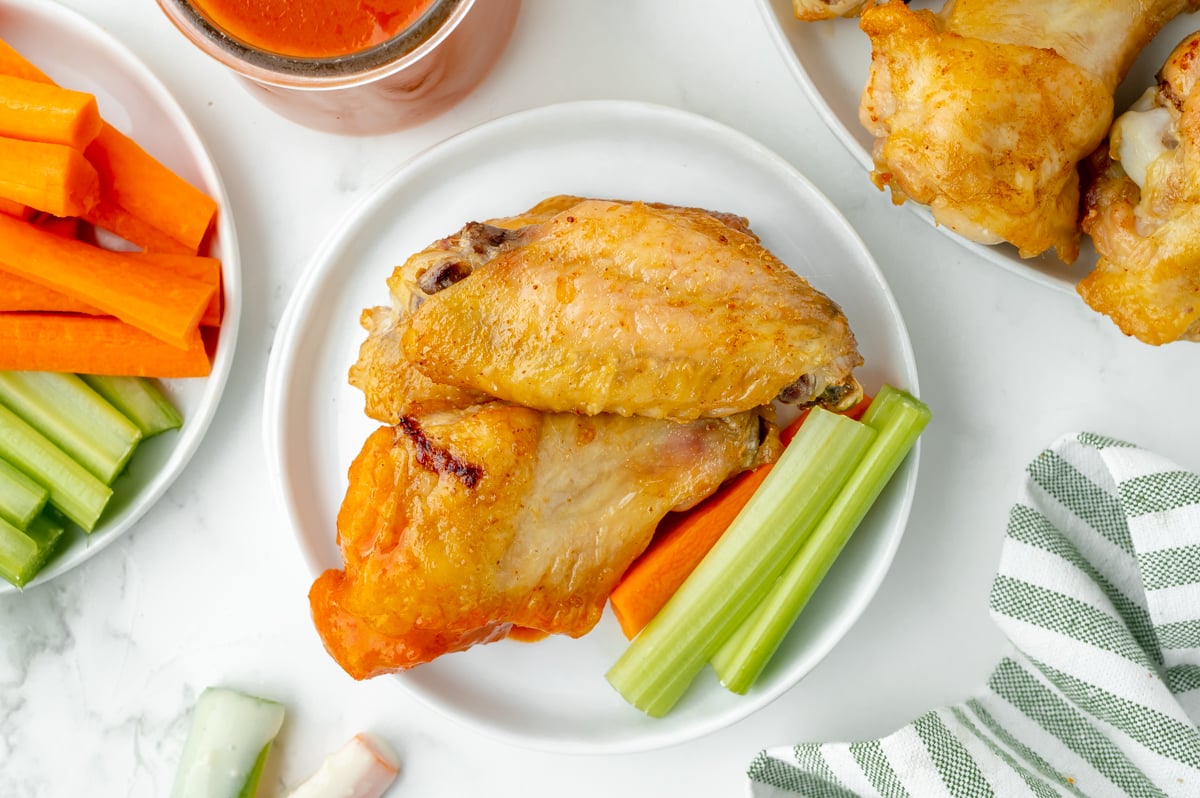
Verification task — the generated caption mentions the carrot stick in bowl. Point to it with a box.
[0,136,99,217]
[0,38,218,254]
[0,213,213,348]
[0,74,102,150]
[0,313,211,378]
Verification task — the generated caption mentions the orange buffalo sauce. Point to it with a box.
[191,0,436,58]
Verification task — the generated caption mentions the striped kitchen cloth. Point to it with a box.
[749,431,1200,798]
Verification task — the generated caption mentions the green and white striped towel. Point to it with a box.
[749,431,1200,798]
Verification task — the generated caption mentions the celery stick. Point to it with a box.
[605,408,875,717]
[81,375,182,438]
[711,385,931,693]
[0,511,65,588]
[0,404,111,531]
[0,455,48,528]
[0,371,142,484]
[171,686,286,798]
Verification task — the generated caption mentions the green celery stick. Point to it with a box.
[0,371,142,484]
[171,687,285,798]
[0,404,111,531]
[0,455,48,528]
[80,375,182,438]
[711,386,931,693]
[0,510,65,589]
[605,408,875,717]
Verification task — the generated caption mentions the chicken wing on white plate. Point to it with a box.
[858,0,1200,262]
[1080,31,1200,344]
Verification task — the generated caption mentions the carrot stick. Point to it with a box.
[0,252,222,327]
[0,38,50,83]
[610,463,775,640]
[608,396,875,640]
[0,312,211,377]
[85,124,216,252]
[0,213,214,348]
[0,74,101,150]
[131,253,223,327]
[0,38,217,253]
[0,272,97,314]
[83,196,196,254]
[0,196,32,220]
[0,136,99,217]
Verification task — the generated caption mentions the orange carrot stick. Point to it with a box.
[609,396,875,639]
[85,124,217,252]
[0,74,102,150]
[0,213,214,348]
[131,252,223,327]
[0,312,211,377]
[0,37,217,253]
[610,463,775,640]
[0,252,223,327]
[0,38,50,83]
[0,136,99,217]
[0,272,97,314]
[0,196,33,220]
[83,196,196,254]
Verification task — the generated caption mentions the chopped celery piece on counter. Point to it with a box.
[171,686,286,798]
[81,374,182,438]
[284,734,399,798]
[0,370,142,484]
[0,455,48,528]
[0,510,65,589]
[0,404,111,531]
[605,408,875,717]
[711,385,931,693]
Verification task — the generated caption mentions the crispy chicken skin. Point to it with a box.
[310,403,780,679]
[390,198,862,421]
[793,0,871,21]
[858,0,1198,262]
[1080,32,1200,344]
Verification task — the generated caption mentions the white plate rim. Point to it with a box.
[262,98,921,754]
[0,0,242,593]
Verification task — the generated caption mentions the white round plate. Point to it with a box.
[0,0,241,592]
[263,100,919,754]
[757,0,1199,292]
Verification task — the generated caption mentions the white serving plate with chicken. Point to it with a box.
[262,99,919,753]
[757,0,1200,292]
[0,0,240,592]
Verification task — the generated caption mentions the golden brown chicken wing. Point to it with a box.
[310,403,779,679]
[1079,32,1200,344]
[389,198,862,421]
[858,0,1199,262]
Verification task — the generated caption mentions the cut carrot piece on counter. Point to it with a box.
[0,313,211,377]
[0,136,98,217]
[85,124,216,252]
[0,74,101,150]
[0,213,214,348]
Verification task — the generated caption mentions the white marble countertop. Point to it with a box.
[6,1,1200,796]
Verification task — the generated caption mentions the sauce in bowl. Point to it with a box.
[188,0,436,58]
[158,0,520,134]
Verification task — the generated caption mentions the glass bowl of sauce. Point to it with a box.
[157,0,520,135]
